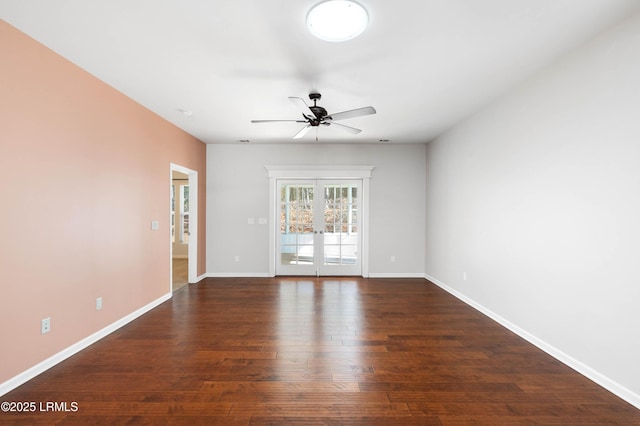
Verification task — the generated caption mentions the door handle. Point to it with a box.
[314,230,324,234]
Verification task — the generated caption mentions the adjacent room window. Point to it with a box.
[171,185,176,243]
[181,185,190,243]
[171,183,189,244]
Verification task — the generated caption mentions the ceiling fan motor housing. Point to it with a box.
[309,106,328,122]
[308,92,327,123]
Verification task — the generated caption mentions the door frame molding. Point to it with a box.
[170,163,198,289]
[265,165,374,277]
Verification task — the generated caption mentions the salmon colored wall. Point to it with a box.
[0,20,206,385]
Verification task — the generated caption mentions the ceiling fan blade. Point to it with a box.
[289,97,315,119]
[251,119,307,123]
[293,124,312,139]
[325,122,362,135]
[327,106,376,121]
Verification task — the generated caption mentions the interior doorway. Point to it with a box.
[171,170,189,291]
[170,164,198,292]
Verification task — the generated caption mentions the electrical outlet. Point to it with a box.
[390,255,396,262]
[41,317,51,334]
[234,256,240,262]
[463,272,468,281]
[96,297,103,311]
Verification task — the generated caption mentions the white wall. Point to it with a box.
[425,12,640,405]
[207,143,426,276]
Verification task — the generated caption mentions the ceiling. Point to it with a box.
[2,0,639,144]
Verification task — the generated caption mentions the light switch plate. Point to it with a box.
[41,317,51,334]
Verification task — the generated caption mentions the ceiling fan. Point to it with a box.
[251,92,376,140]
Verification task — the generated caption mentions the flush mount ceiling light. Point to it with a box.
[307,0,369,42]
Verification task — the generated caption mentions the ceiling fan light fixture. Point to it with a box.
[307,0,369,42]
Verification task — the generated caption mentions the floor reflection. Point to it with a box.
[276,278,366,382]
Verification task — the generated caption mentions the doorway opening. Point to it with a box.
[277,179,362,276]
[170,164,198,292]
[266,165,373,277]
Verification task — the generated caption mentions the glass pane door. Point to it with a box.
[278,182,317,275]
[276,180,361,276]
[319,182,360,275]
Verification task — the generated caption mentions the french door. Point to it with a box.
[277,179,362,276]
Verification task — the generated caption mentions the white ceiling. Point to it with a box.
[2,0,639,144]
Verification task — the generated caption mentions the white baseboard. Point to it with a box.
[204,272,425,279]
[368,272,426,278]
[0,292,172,398]
[424,273,640,410]
[192,273,208,283]
[205,272,271,278]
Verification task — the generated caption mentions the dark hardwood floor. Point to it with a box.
[3,277,639,425]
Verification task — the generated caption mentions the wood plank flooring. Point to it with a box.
[3,277,639,425]
[172,258,188,292]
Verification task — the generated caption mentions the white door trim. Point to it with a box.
[170,163,198,288]
[266,165,374,277]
